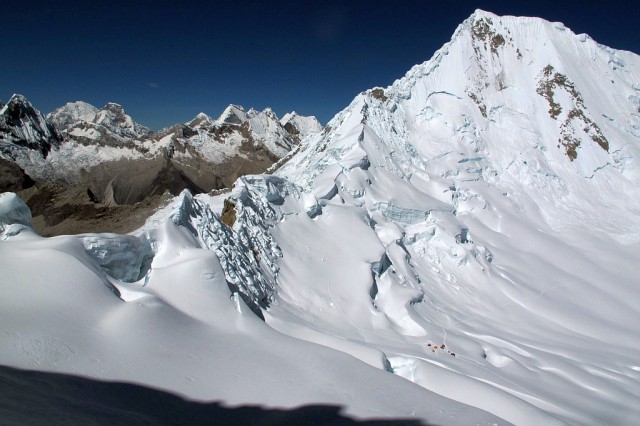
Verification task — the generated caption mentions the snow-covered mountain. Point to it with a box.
[46,100,98,129]
[281,111,323,143]
[260,11,640,424]
[1,10,639,425]
[48,101,150,141]
[0,96,321,211]
[0,94,61,157]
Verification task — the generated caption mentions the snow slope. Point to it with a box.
[0,191,503,425]
[1,9,639,425]
[265,10,640,425]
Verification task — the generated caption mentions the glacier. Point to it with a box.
[1,9,639,425]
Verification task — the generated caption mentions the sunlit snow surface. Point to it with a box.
[2,10,640,425]
[271,10,640,424]
[0,194,503,425]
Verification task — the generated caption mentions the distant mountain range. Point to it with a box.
[0,94,321,234]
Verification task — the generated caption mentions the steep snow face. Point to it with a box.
[396,10,640,182]
[46,101,99,130]
[281,112,323,142]
[264,10,640,425]
[281,9,640,238]
[92,102,151,139]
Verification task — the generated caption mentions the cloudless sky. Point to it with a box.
[2,0,638,129]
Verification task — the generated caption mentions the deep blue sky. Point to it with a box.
[2,0,638,129]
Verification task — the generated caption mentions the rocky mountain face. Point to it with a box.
[0,158,34,193]
[0,95,321,234]
[280,111,323,143]
[0,95,62,157]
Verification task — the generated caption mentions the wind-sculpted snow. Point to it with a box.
[270,10,640,425]
[78,234,154,283]
[0,192,33,239]
[1,10,640,426]
[164,189,283,315]
[0,196,505,426]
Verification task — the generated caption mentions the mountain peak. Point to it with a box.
[286,9,639,209]
[2,94,35,114]
[187,112,214,128]
[62,100,98,111]
[0,94,61,156]
[216,104,247,125]
[7,93,29,103]
[262,107,278,121]
[98,102,128,120]
[92,102,150,138]
[47,101,98,129]
[270,13,640,423]
[103,102,124,110]
[470,9,499,21]
[280,112,322,141]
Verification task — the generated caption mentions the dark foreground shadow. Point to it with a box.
[0,365,431,425]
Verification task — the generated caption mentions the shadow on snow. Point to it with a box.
[0,365,432,425]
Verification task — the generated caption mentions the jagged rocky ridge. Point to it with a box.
[1,95,321,204]
[0,95,321,234]
[0,95,62,157]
